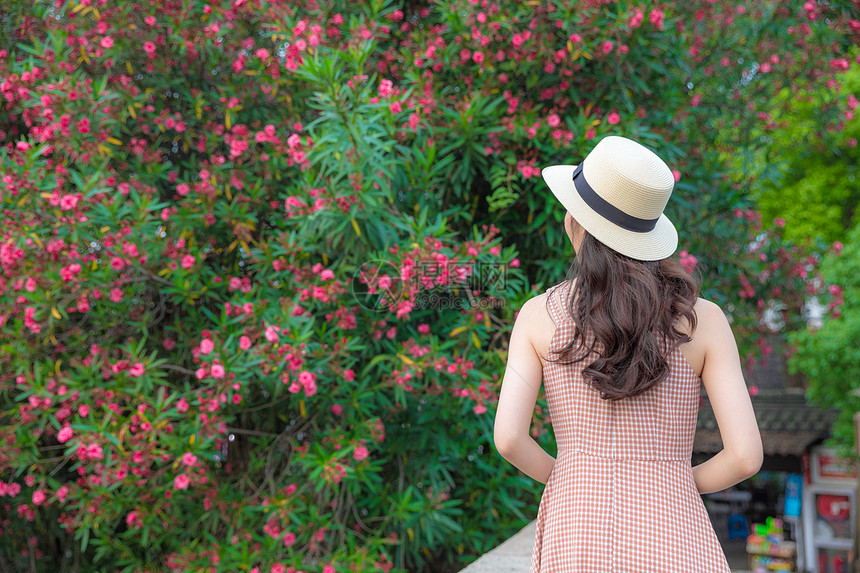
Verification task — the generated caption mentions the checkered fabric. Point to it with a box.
[529,280,730,573]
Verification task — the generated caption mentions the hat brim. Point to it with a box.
[541,164,678,262]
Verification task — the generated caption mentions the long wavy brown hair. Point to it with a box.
[546,229,700,400]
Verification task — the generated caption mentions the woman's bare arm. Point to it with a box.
[691,300,763,493]
[493,296,556,484]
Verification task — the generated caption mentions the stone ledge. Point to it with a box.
[458,521,535,573]
[458,520,754,573]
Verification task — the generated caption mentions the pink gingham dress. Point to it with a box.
[529,280,730,572]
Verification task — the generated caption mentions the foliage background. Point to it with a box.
[0,0,856,572]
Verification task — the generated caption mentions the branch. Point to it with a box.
[158,363,197,376]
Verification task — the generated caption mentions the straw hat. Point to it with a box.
[541,135,678,261]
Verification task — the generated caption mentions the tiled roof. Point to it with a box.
[694,389,835,457]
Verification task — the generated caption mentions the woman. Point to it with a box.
[493,135,763,572]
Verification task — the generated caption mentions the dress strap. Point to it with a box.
[545,280,573,327]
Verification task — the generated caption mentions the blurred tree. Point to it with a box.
[790,224,859,455]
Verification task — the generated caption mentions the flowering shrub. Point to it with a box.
[0,0,855,572]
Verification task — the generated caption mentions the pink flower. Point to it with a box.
[199,338,214,354]
[24,307,41,333]
[272,564,286,573]
[181,452,198,466]
[331,403,343,415]
[606,111,620,125]
[58,426,73,443]
[60,194,79,210]
[473,404,487,414]
[749,385,759,397]
[601,41,614,55]
[389,101,403,114]
[282,532,297,547]
[547,113,561,127]
[181,254,196,270]
[831,58,850,71]
[265,325,280,342]
[774,217,786,228]
[239,336,252,350]
[3,483,21,496]
[379,79,393,98]
[834,241,844,254]
[472,51,485,64]
[320,269,334,280]
[129,362,145,377]
[173,473,190,490]
[299,371,315,386]
[303,380,318,397]
[211,363,225,378]
[679,250,698,274]
[32,489,46,505]
[86,443,104,460]
[672,169,681,183]
[353,445,369,461]
[100,36,114,49]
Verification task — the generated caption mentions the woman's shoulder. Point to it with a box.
[675,297,727,377]
[518,281,563,320]
[694,296,722,317]
[678,296,730,343]
[519,280,573,309]
[515,281,574,335]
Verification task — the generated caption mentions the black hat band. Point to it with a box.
[572,163,660,233]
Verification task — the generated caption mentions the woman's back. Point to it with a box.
[529,279,730,572]
[541,279,701,460]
